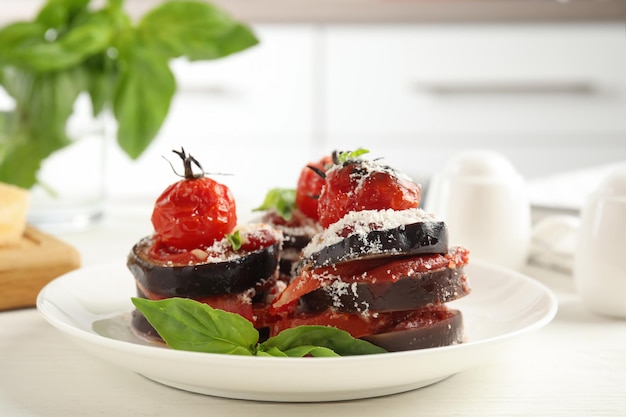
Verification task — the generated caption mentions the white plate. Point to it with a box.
[37,261,557,402]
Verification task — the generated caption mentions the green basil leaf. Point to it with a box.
[36,0,90,29]
[132,297,258,356]
[138,1,258,60]
[83,46,121,116]
[103,2,132,32]
[255,344,339,358]
[0,66,84,188]
[337,148,370,164]
[38,18,111,72]
[0,0,258,186]
[0,129,47,189]
[108,0,123,9]
[259,325,386,356]
[113,41,175,159]
[187,22,259,61]
[8,67,84,135]
[0,22,46,53]
[253,188,296,220]
[0,16,112,73]
[281,346,340,358]
[83,8,129,116]
[84,56,114,116]
[256,347,288,357]
[226,230,242,251]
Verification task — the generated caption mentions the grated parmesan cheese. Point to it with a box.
[326,158,415,185]
[141,223,283,266]
[302,208,438,258]
[199,223,283,263]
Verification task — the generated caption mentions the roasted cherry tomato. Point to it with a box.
[295,155,333,221]
[317,153,421,228]
[151,149,237,251]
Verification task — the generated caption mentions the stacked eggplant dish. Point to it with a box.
[128,149,471,355]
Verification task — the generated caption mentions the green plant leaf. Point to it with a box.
[187,22,259,61]
[259,325,387,356]
[129,298,387,358]
[113,41,175,159]
[4,67,84,135]
[0,66,85,188]
[36,0,90,29]
[138,1,258,60]
[84,8,129,116]
[0,0,258,188]
[132,297,258,356]
[84,55,115,116]
[337,148,370,164]
[253,188,296,220]
[256,346,288,357]
[0,16,113,73]
[281,345,341,358]
[0,22,47,66]
[256,344,340,358]
[0,130,47,189]
[226,230,242,251]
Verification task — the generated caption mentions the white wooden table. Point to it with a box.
[1,204,625,417]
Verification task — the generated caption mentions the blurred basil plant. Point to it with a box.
[0,0,258,189]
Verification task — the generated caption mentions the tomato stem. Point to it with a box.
[306,165,326,180]
[172,148,204,180]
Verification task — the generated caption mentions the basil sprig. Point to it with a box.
[0,0,258,189]
[337,148,370,164]
[131,297,386,357]
[253,188,297,221]
[225,230,242,251]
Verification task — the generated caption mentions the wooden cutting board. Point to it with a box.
[0,226,81,311]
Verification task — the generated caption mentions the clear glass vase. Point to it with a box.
[27,96,111,232]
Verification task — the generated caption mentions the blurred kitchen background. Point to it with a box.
[2,0,626,216]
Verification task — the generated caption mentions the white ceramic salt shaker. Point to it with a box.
[574,167,626,318]
[425,151,531,270]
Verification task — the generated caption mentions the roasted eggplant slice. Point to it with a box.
[259,209,322,277]
[131,308,163,342]
[303,220,448,269]
[362,308,464,351]
[300,264,469,314]
[269,304,464,352]
[128,236,280,298]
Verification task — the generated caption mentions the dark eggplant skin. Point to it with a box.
[300,265,469,314]
[259,209,322,278]
[278,248,301,277]
[127,236,280,298]
[362,309,464,352]
[131,308,163,342]
[282,233,314,251]
[305,221,448,269]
